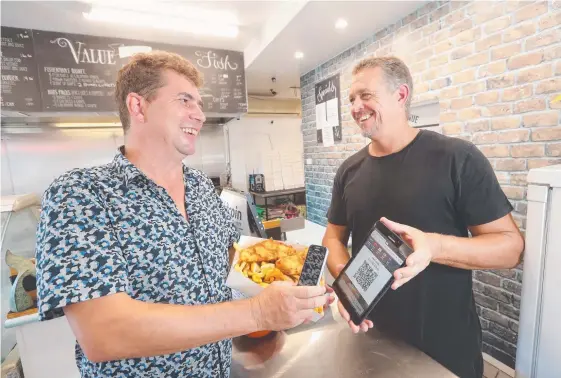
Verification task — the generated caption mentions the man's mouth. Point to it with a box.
[358,112,374,122]
[181,127,199,136]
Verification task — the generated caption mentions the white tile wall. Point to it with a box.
[1,126,227,197]
[228,116,304,192]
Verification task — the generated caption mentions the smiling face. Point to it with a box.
[139,70,206,158]
[349,66,410,140]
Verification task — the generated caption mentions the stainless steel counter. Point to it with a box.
[231,305,457,378]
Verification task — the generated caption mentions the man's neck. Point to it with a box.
[124,137,184,187]
[369,125,419,157]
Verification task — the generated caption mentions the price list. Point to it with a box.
[0,27,42,111]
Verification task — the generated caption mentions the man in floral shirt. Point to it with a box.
[36,51,328,378]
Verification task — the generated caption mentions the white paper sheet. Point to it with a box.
[322,126,335,147]
[315,103,327,129]
[326,97,339,127]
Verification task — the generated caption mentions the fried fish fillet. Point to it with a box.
[276,243,297,259]
[239,240,299,262]
[276,254,305,276]
[239,246,274,263]
[239,241,278,263]
[254,245,277,262]
[239,248,260,263]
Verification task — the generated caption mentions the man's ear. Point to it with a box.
[126,93,147,124]
[396,84,410,109]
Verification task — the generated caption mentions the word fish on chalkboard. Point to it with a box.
[0,26,248,114]
[314,73,342,147]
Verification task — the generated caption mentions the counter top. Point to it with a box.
[231,304,456,378]
[4,312,40,329]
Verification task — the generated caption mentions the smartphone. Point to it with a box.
[297,245,329,286]
[332,221,413,325]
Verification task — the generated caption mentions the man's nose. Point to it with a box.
[191,105,206,124]
[351,98,364,115]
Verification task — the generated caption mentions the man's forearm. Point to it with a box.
[69,294,260,362]
[430,231,523,270]
[324,238,350,279]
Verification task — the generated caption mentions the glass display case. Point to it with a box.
[1,194,41,362]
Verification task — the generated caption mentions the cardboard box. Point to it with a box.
[226,236,324,323]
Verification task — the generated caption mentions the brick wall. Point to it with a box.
[300,0,560,368]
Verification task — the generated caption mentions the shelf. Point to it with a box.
[250,187,305,199]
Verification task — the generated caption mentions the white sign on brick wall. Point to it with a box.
[408,100,439,128]
[314,73,343,146]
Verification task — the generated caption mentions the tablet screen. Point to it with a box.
[336,228,406,318]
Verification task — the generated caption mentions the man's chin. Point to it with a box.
[175,144,196,158]
[361,128,376,139]
[360,122,382,139]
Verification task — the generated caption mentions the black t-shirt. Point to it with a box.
[327,130,513,378]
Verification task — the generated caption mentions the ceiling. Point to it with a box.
[247,1,427,98]
[1,0,427,100]
[0,0,280,51]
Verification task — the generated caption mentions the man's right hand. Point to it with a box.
[334,264,374,334]
[251,282,328,331]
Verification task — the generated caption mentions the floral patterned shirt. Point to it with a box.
[36,148,239,378]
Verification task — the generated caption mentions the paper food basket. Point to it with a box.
[226,236,325,324]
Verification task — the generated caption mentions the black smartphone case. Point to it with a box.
[298,245,328,286]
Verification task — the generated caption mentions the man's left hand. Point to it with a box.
[380,217,441,290]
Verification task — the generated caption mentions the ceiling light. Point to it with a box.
[83,6,239,38]
[88,1,239,25]
[294,51,304,59]
[335,18,348,30]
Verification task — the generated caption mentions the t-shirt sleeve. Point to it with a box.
[35,176,129,321]
[327,165,347,226]
[456,144,514,227]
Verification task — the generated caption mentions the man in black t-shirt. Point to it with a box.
[323,56,524,378]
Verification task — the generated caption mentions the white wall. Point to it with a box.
[228,116,304,192]
[1,129,124,197]
[1,127,227,197]
[182,125,227,178]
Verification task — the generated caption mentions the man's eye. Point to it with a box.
[349,97,355,104]
[361,93,372,100]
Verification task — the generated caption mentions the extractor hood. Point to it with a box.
[0,110,239,131]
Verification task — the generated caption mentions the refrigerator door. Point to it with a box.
[516,185,550,378]
[516,164,561,378]
[535,187,561,378]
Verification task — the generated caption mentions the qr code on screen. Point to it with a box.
[353,261,378,292]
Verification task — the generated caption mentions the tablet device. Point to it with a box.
[332,220,413,325]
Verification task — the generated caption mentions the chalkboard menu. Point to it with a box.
[147,42,247,114]
[0,26,248,114]
[1,27,42,111]
[32,30,127,112]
